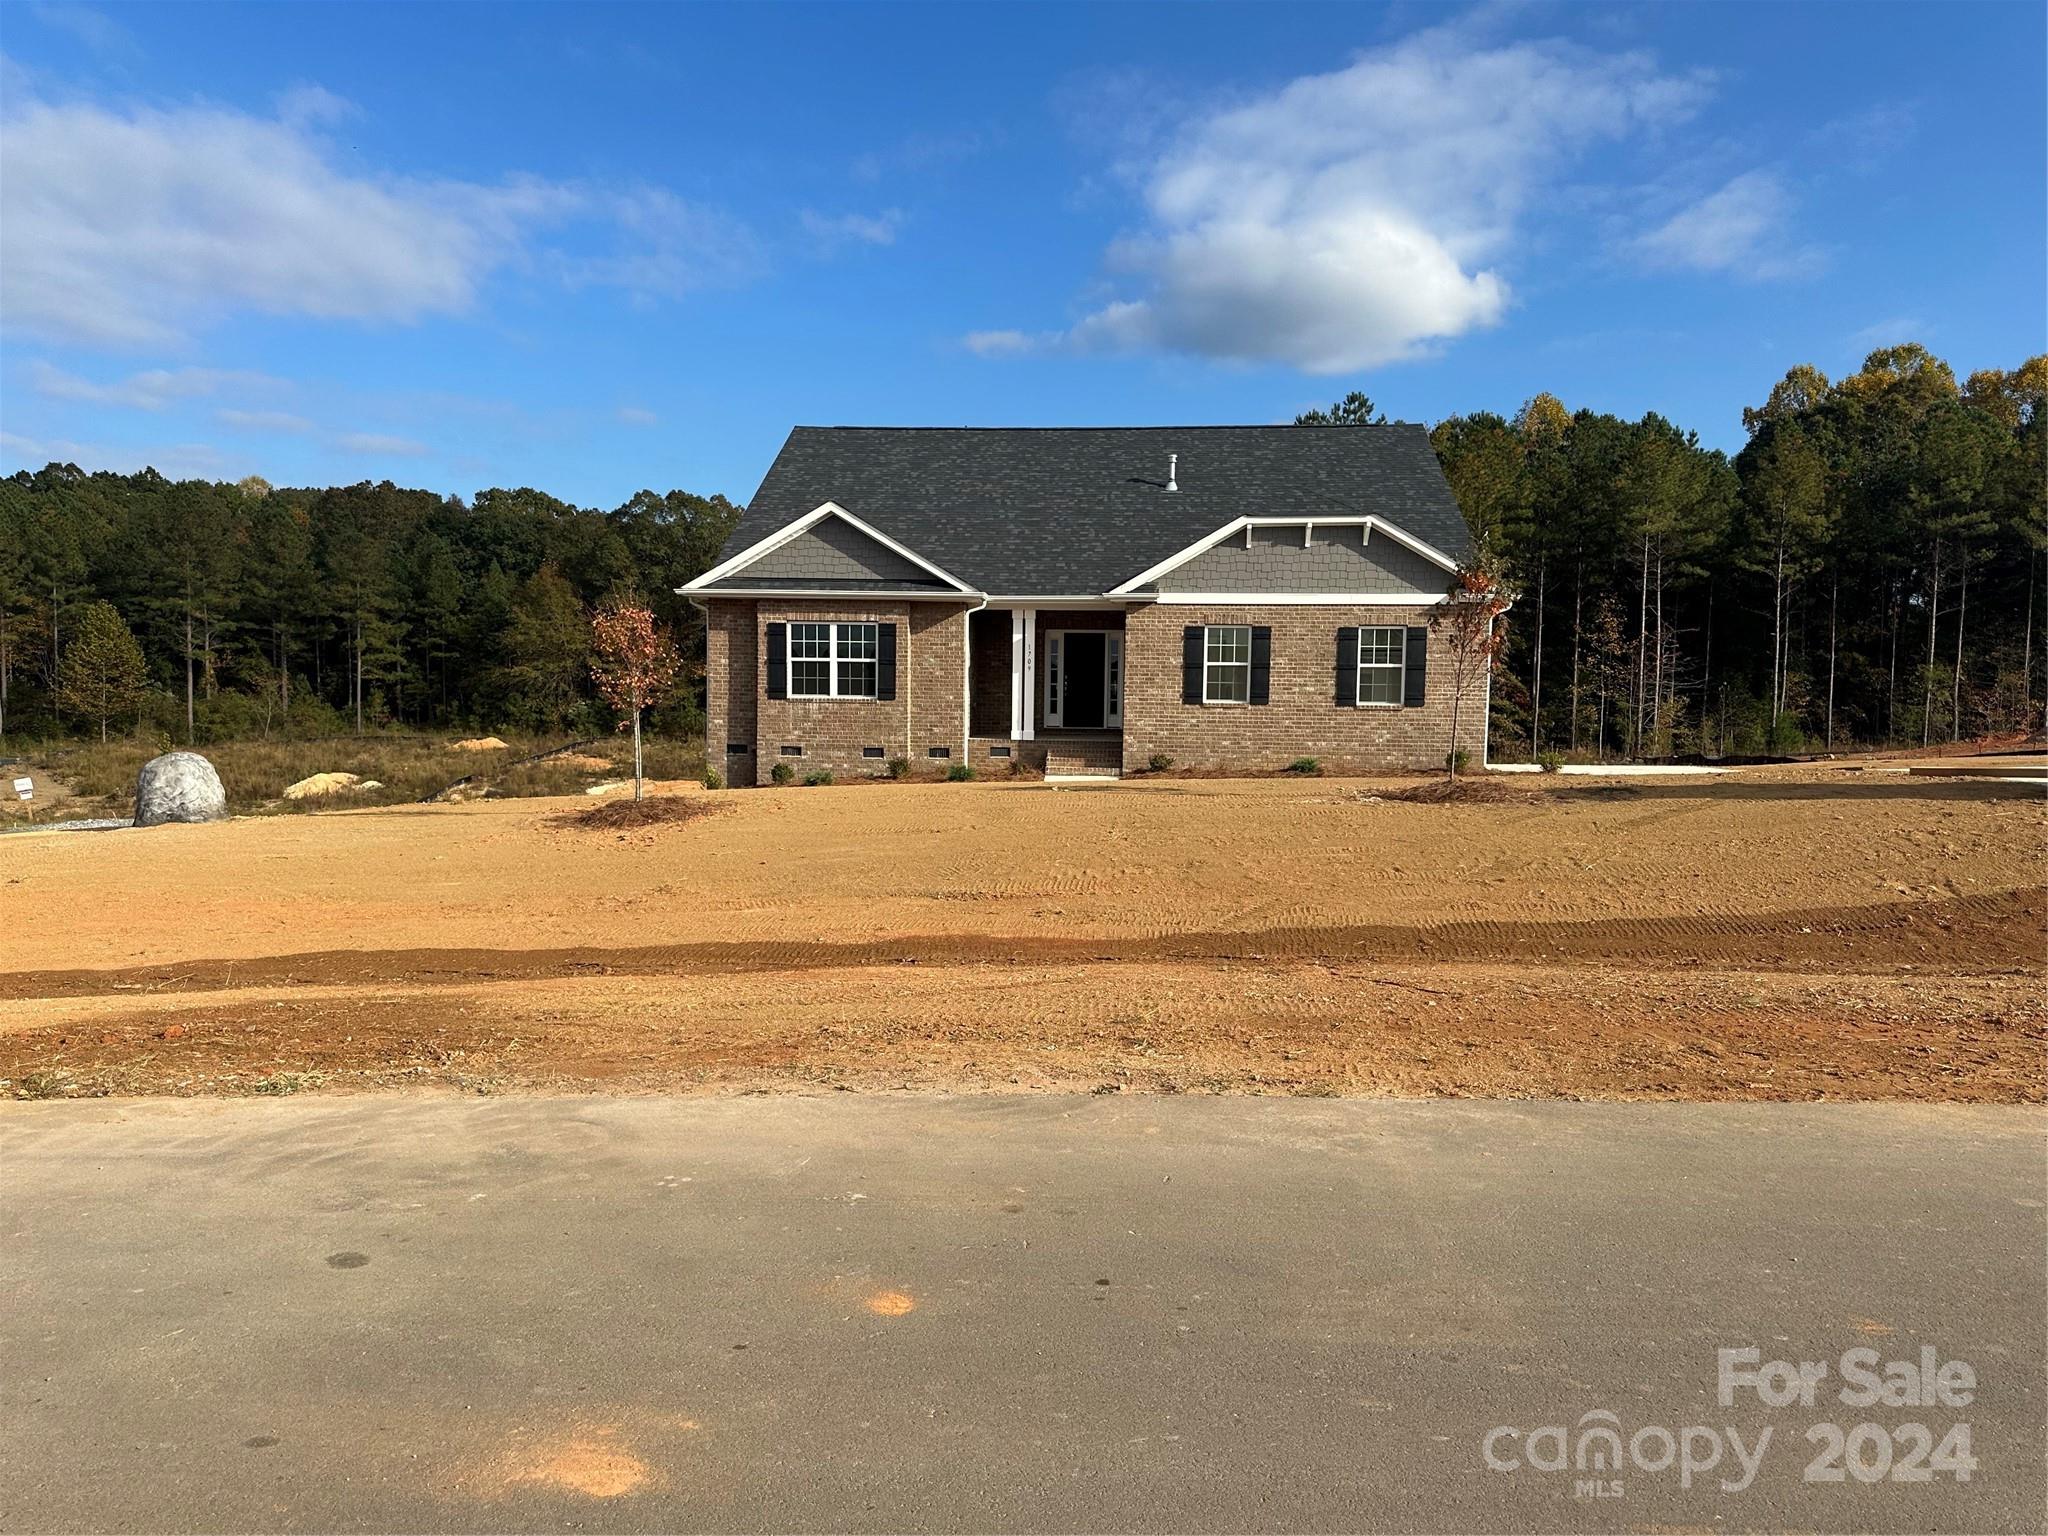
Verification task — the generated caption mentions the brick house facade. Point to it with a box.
[688,427,1492,783]
[708,599,968,785]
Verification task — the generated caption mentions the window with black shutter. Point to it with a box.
[764,622,787,699]
[1403,626,1428,707]
[876,622,898,700]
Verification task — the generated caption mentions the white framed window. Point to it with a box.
[1204,625,1252,703]
[1357,625,1404,706]
[788,621,879,698]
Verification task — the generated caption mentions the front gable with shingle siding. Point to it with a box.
[715,513,956,591]
[1140,522,1453,598]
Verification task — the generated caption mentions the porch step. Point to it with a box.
[1043,739,1123,779]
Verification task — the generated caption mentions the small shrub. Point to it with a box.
[251,1072,319,1096]
[886,756,911,780]
[770,761,795,785]
[803,769,834,787]
[945,762,975,782]
[15,1068,79,1100]
[1284,757,1322,776]
[701,766,723,790]
[1147,752,1173,773]
[1535,750,1564,774]
[1446,748,1472,774]
[557,796,723,831]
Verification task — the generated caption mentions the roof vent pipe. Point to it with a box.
[1166,453,1178,492]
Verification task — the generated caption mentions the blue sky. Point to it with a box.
[1,0,2041,507]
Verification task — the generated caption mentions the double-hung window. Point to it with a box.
[1356,625,1405,705]
[788,621,879,698]
[1203,625,1252,703]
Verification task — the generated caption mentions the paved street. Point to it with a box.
[3,1096,2042,1533]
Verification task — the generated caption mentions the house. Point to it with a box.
[681,425,1489,783]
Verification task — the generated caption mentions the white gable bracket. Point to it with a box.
[1106,514,1460,594]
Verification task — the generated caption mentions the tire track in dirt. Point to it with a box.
[5,888,2037,1001]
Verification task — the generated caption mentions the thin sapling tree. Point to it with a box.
[1429,566,1514,779]
[589,601,681,800]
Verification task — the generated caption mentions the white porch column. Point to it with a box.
[1020,608,1037,740]
[1009,609,1026,739]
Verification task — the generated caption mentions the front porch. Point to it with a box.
[968,606,1128,773]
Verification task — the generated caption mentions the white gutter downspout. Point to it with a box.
[962,595,988,762]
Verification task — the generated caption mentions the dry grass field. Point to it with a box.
[3,763,2041,1101]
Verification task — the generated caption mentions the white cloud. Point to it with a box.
[616,405,658,426]
[979,25,1708,373]
[30,360,284,409]
[1847,316,1927,351]
[0,429,229,479]
[336,431,429,457]
[217,408,314,434]
[962,329,1039,357]
[559,187,765,299]
[0,87,760,348]
[1631,170,1824,280]
[800,208,904,249]
[29,3,136,57]
[275,83,358,129]
[850,128,986,184]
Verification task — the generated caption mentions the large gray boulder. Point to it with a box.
[135,752,227,827]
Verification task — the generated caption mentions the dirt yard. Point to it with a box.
[3,764,2041,1102]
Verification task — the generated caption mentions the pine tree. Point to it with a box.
[57,600,148,743]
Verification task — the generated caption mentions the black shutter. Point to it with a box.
[765,622,787,700]
[1181,626,1204,704]
[1403,625,1427,707]
[875,622,898,700]
[1248,626,1272,705]
[1335,626,1359,706]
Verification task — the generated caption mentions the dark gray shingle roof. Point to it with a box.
[715,425,1473,595]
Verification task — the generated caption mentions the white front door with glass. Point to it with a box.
[1044,629,1123,729]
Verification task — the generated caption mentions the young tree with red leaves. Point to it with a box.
[1429,567,1514,779]
[590,602,681,800]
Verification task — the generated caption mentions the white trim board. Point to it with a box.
[1108,515,1460,595]
[1148,592,1441,606]
[680,502,980,595]
[685,587,980,602]
[986,595,1136,609]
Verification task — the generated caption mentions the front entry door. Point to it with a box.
[1063,632,1107,728]
[1045,630,1124,729]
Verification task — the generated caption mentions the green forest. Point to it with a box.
[0,475,740,746]
[3,342,2041,759]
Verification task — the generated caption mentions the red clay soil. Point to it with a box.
[3,769,2041,1102]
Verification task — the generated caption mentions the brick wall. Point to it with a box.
[711,599,970,785]
[711,597,1488,782]
[1121,603,1489,774]
[967,609,1012,736]
[703,599,758,787]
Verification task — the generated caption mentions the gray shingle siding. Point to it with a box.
[1150,525,1449,596]
[718,515,951,590]
[716,425,1474,595]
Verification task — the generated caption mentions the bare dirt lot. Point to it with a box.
[3,765,2041,1101]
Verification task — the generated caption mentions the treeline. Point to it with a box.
[0,472,739,743]
[5,341,2042,758]
[1422,345,2045,757]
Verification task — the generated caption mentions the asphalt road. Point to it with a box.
[2,1096,2041,1534]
